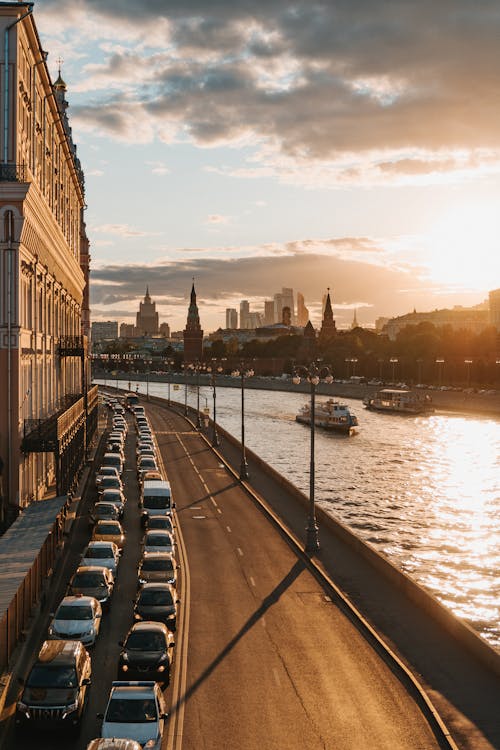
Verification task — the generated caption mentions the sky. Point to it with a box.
[34,0,500,331]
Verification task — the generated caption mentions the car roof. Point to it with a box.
[37,640,84,664]
[87,740,142,750]
[145,530,172,537]
[95,520,122,528]
[139,582,173,591]
[58,595,97,607]
[141,552,174,561]
[75,565,111,574]
[85,541,118,551]
[129,621,169,634]
[109,681,157,699]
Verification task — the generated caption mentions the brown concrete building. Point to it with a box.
[135,287,159,336]
[0,3,96,523]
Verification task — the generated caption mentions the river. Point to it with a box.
[101,378,500,650]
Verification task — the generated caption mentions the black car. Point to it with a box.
[118,621,175,683]
[138,553,178,587]
[133,583,179,630]
[145,516,174,534]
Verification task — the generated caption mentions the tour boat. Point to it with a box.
[296,399,359,435]
[363,388,434,415]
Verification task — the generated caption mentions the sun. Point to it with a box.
[423,201,499,291]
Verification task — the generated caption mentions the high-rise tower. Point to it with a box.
[183,282,204,361]
[136,287,159,336]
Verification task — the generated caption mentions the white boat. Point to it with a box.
[296,399,358,434]
[363,388,433,415]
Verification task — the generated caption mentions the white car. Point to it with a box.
[101,488,126,518]
[142,530,174,555]
[81,541,121,576]
[48,595,102,646]
[100,681,168,750]
[87,740,142,750]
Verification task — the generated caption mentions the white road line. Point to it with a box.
[273,668,281,687]
[211,498,218,508]
[250,576,256,587]
[226,525,232,533]
[237,547,243,556]
[217,508,222,514]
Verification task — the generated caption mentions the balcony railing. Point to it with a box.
[22,393,83,453]
[0,163,26,182]
[58,336,86,357]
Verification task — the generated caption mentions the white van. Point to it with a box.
[101,452,124,475]
[140,480,173,525]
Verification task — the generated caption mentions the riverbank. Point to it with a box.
[94,369,500,418]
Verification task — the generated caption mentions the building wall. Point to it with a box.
[0,7,88,514]
[489,289,500,331]
[91,320,118,343]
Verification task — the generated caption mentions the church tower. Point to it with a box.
[319,288,336,340]
[183,281,204,362]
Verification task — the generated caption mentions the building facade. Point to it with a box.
[225,308,237,329]
[183,282,203,361]
[0,3,96,521]
[489,289,500,331]
[383,306,490,341]
[296,292,309,326]
[91,320,118,343]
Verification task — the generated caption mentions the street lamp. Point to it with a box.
[389,357,399,383]
[206,361,224,447]
[181,363,189,416]
[435,358,445,387]
[464,359,473,388]
[292,362,333,554]
[231,362,255,480]
[145,358,153,401]
[164,358,175,406]
[186,360,205,428]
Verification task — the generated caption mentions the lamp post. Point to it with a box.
[207,361,224,446]
[389,357,399,383]
[231,362,254,480]
[181,363,189,416]
[164,358,175,406]
[435,358,445,387]
[292,362,333,554]
[186,360,205,428]
[145,357,152,401]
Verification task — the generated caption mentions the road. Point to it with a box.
[0,398,446,750]
[150,403,444,750]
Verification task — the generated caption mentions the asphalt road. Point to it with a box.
[0,398,447,750]
[149,404,444,750]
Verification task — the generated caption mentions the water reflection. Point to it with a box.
[111,380,500,649]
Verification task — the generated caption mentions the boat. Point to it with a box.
[296,399,359,434]
[363,388,434,415]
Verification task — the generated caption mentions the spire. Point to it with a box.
[145,286,151,302]
[53,56,67,92]
[190,278,196,306]
[351,308,359,329]
[320,287,336,340]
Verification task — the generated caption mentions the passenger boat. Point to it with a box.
[363,388,433,415]
[296,399,358,434]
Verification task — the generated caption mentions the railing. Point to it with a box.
[58,335,85,357]
[22,393,83,453]
[87,384,99,411]
[0,163,26,182]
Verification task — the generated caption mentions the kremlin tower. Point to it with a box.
[183,281,204,361]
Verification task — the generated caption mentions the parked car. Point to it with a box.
[16,640,91,734]
[138,553,178,587]
[100,488,126,518]
[133,583,179,629]
[99,680,167,750]
[92,520,125,549]
[137,457,158,481]
[97,476,124,496]
[95,466,120,487]
[142,530,174,555]
[118,621,174,682]
[81,541,121,576]
[87,739,142,750]
[48,596,102,647]
[145,516,174,534]
[69,566,114,609]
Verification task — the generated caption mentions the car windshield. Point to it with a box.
[101,478,121,489]
[27,666,78,688]
[55,605,93,620]
[95,506,116,516]
[126,631,166,651]
[97,523,121,534]
[140,459,156,468]
[146,535,171,547]
[143,497,169,509]
[148,519,172,530]
[73,572,107,588]
[138,589,173,606]
[142,559,173,573]
[85,547,114,559]
[106,698,157,723]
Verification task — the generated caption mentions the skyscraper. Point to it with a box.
[226,308,238,329]
[240,300,250,329]
[263,300,275,326]
[282,288,295,323]
[136,287,159,336]
[183,282,204,361]
[273,293,283,325]
[296,292,309,326]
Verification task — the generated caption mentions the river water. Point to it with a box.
[104,378,500,649]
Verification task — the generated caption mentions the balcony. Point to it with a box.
[0,163,26,182]
[22,393,83,453]
[58,335,86,357]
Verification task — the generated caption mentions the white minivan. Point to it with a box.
[140,480,173,525]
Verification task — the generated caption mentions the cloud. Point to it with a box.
[38,0,500,185]
[206,214,231,224]
[146,161,170,176]
[91,223,158,238]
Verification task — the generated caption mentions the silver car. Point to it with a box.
[48,595,102,646]
[100,681,167,750]
[81,541,121,576]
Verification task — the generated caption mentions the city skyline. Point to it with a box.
[33,0,499,331]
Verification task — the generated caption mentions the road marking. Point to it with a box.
[226,525,232,533]
[192,515,207,519]
[250,576,256,587]
[217,508,222,514]
[191,506,202,510]
[273,668,281,687]
[211,498,218,508]
[237,547,243,556]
